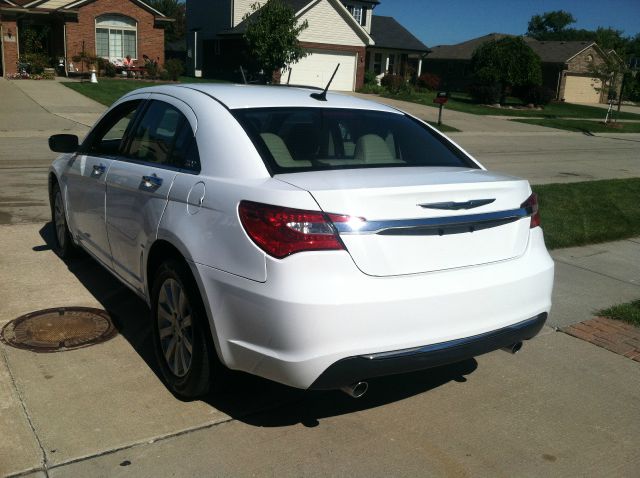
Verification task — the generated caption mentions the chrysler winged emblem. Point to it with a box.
[418,199,496,210]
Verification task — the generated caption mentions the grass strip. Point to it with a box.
[512,118,640,133]
[62,77,228,106]
[532,178,640,249]
[598,300,640,327]
[427,122,460,132]
[382,91,640,120]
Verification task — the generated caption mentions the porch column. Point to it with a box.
[385,54,390,74]
[1,18,19,76]
[417,58,422,77]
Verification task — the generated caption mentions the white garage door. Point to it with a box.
[286,50,357,91]
[564,75,602,103]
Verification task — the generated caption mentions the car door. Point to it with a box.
[105,97,197,292]
[65,99,143,266]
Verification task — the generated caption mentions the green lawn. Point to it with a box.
[512,118,640,133]
[599,300,640,327]
[427,121,460,133]
[383,90,640,120]
[532,178,640,249]
[62,76,229,106]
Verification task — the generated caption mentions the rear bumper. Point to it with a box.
[310,313,547,390]
[193,228,554,390]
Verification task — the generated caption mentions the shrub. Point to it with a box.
[18,53,49,74]
[468,82,502,104]
[516,84,555,105]
[364,70,378,85]
[164,58,184,81]
[381,74,406,93]
[145,61,159,79]
[159,69,171,81]
[104,62,116,77]
[416,73,440,90]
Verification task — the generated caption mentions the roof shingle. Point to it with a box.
[370,15,429,52]
[427,33,597,64]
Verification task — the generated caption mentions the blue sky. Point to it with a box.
[374,0,640,46]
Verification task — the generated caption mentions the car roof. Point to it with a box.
[122,83,401,113]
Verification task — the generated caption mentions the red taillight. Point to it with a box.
[239,201,345,258]
[521,193,540,228]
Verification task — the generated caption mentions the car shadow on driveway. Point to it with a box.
[37,222,478,428]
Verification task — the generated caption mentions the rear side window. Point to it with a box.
[232,108,476,174]
[125,100,200,172]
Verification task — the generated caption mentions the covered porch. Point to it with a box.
[0,7,76,77]
[365,48,425,83]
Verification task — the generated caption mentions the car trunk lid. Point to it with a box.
[275,167,533,276]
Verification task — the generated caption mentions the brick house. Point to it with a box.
[0,0,170,77]
[424,33,618,103]
[187,0,429,91]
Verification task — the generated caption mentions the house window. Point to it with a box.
[95,14,137,60]
[373,53,382,75]
[346,5,365,26]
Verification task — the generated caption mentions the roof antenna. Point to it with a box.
[311,63,340,101]
[240,65,248,85]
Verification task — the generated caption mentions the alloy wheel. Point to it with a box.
[54,190,66,248]
[157,278,194,377]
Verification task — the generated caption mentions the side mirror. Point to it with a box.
[49,134,79,153]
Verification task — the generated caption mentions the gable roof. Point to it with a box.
[427,33,508,60]
[1,0,166,17]
[427,33,603,64]
[370,15,428,52]
[222,0,315,35]
[221,0,373,45]
[525,39,598,63]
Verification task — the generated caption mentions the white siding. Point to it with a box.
[233,0,255,27]
[299,0,365,46]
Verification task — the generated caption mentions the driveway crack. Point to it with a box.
[0,344,50,477]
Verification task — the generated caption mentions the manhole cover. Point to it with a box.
[1,307,117,352]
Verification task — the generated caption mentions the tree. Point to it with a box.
[243,0,308,83]
[147,0,186,46]
[470,37,542,103]
[527,10,576,38]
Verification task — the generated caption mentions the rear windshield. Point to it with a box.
[232,108,477,175]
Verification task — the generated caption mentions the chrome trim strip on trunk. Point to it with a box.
[418,198,496,210]
[332,206,534,235]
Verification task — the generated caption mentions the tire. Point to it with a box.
[151,259,213,399]
[50,182,77,259]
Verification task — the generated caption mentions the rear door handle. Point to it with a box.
[142,174,163,188]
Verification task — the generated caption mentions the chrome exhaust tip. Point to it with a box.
[340,381,369,398]
[502,342,523,354]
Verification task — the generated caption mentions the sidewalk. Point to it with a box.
[1,222,638,476]
[8,78,105,128]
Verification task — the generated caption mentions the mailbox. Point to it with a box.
[433,91,449,104]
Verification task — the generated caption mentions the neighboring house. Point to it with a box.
[0,0,170,77]
[186,0,429,91]
[424,33,616,103]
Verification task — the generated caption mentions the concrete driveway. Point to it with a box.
[0,79,639,477]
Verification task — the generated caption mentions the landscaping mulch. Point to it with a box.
[563,317,640,362]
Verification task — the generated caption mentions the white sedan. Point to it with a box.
[48,84,554,399]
